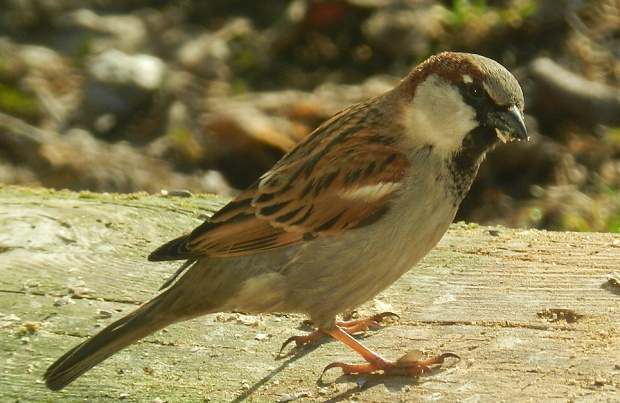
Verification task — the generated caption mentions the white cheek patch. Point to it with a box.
[402,75,477,153]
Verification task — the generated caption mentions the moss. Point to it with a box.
[167,125,205,164]
[0,82,38,118]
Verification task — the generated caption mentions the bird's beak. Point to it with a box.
[486,104,529,143]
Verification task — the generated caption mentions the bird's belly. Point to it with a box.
[287,201,456,329]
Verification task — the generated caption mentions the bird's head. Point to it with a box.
[400,52,528,157]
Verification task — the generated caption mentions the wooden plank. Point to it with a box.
[1,186,619,402]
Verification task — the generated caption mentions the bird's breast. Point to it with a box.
[281,159,459,327]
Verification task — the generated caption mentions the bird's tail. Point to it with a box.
[44,295,177,391]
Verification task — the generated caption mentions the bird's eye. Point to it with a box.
[467,83,484,99]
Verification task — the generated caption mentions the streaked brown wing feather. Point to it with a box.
[149,101,409,260]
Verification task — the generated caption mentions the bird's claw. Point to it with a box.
[279,312,399,355]
[368,312,400,322]
[279,331,325,354]
[336,311,400,333]
[322,351,460,376]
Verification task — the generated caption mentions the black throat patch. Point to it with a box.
[446,125,498,204]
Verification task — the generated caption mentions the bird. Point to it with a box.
[44,51,528,391]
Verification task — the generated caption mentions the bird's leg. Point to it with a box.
[280,312,398,353]
[323,326,460,376]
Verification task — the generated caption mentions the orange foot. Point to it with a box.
[323,325,459,377]
[324,350,460,376]
[280,312,399,353]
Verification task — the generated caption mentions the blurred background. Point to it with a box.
[1,0,619,231]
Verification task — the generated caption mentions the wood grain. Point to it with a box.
[1,186,619,402]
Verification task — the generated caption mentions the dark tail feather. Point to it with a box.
[44,298,174,391]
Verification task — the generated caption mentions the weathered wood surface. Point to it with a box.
[1,186,619,402]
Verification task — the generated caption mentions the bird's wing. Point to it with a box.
[148,103,409,261]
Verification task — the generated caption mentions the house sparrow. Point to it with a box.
[44,51,527,390]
